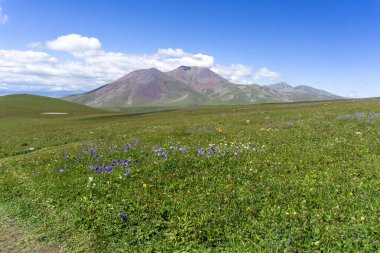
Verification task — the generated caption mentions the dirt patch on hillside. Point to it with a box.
[0,216,60,253]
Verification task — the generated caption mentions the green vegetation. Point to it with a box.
[0,94,104,116]
[0,95,379,252]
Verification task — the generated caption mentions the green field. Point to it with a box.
[0,95,379,252]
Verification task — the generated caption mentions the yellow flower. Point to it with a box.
[143,183,148,188]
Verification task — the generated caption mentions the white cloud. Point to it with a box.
[0,7,8,25]
[212,64,253,84]
[27,42,43,49]
[0,34,281,93]
[254,67,281,80]
[212,64,280,84]
[157,48,186,57]
[46,34,101,57]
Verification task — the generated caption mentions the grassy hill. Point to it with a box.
[0,98,379,252]
[0,94,106,117]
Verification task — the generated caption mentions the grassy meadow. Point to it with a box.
[0,95,379,252]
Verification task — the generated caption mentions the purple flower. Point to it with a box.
[124,168,131,175]
[179,147,187,153]
[119,213,128,221]
[123,145,132,152]
[197,148,205,155]
[106,167,114,173]
[57,168,63,173]
[33,172,38,176]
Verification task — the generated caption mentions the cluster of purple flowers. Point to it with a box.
[51,141,256,177]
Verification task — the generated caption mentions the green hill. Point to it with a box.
[0,94,106,117]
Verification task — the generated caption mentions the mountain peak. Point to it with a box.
[179,66,193,71]
[267,82,293,90]
[166,66,230,93]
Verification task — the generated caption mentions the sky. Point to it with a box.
[0,0,379,98]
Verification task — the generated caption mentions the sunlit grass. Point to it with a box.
[0,98,379,252]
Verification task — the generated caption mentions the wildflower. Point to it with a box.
[106,167,114,173]
[88,177,93,183]
[143,183,148,188]
[57,168,63,173]
[33,172,38,176]
[197,148,205,155]
[179,147,187,153]
[119,213,128,221]
[124,168,131,175]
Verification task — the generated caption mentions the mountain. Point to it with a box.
[266,82,341,101]
[63,66,343,108]
[166,66,231,94]
[165,66,284,104]
[65,68,207,107]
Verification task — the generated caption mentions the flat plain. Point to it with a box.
[0,95,379,252]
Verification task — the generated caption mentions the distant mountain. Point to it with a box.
[166,66,285,104]
[65,68,207,107]
[64,66,343,108]
[166,66,231,94]
[266,82,293,91]
[266,82,341,101]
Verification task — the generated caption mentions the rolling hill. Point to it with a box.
[0,94,104,117]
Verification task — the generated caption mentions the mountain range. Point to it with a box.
[64,66,342,108]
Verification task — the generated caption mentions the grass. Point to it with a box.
[0,95,379,252]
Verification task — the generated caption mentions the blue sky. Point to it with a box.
[0,0,379,97]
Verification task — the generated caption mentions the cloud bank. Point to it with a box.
[0,34,281,93]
